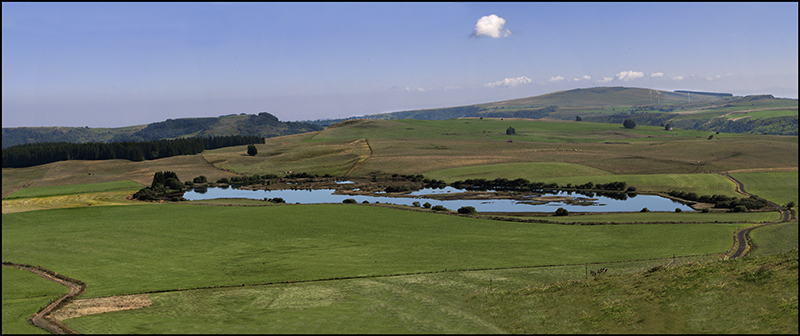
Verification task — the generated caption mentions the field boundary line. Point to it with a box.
[2,261,86,334]
[118,253,719,297]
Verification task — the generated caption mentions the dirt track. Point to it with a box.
[2,262,85,334]
[721,173,793,259]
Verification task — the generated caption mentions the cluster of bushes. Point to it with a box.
[384,185,413,193]
[263,197,285,203]
[667,190,772,211]
[133,171,186,201]
[451,178,633,193]
[390,173,426,182]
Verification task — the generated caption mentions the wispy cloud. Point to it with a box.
[616,70,645,81]
[573,75,592,81]
[549,76,565,82]
[485,76,531,87]
[471,14,511,38]
[672,75,684,81]
[406,86,426,92]
[706,74,721,81]
[651,72,664,78]
[597,77,613,83]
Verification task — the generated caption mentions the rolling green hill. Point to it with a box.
[2,112,322,148]
[311,87,797,135]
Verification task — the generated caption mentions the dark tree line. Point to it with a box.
[451,178,632,193]
[666,190,772,210]
[2,135,265,168]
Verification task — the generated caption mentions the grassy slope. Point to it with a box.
[2,204,747,299]
[59,250,797,334]
[729,171,799,206]
[5,180,143,199]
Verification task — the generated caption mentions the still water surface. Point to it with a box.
[183,185,694,212]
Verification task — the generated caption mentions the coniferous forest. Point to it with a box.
[2,135,264,168]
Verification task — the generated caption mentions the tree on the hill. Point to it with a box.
[623,119,636,129]
[247,144,258,156]
[506,127,516,135]
[555,208,569,216]
[575,116,582,121]
[665,123,672,130]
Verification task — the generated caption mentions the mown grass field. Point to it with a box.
[2,204,749,299]
[2,267,69,334]
[4,180,143,199]
[2,117,797,333]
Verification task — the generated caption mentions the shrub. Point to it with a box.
[555,207,569,216]
[362,200,369,204]
[193,176,208,184]
[431,205,448,211]
[342,198,357,204]
[675,208,682,213]
[457,206,477,214]
[247,144,258,156]
[701,208,710,213]
[423,202,431,209]
[412,201,421,207]
[623,119,636,129]
[640,207,650,212]
[217,177,229,184]
[732,205,748,213]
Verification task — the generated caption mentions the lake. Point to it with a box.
[183,185,694,213]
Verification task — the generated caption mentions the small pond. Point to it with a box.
[183,185,694,213]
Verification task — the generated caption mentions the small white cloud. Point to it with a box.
[651,72,664,78]
[472,14,512,38]
[706,75,721,81]
[549,76,565,82]
[573,75,591,81]
[406,86,426,92]
[672,76,684,81]
[485,76,532,87]
[597,77,613,83]
[616,70,645,81]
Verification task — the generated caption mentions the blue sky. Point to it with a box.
[2,2,797,128]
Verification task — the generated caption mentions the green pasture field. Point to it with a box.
[422,162,613,181]
[729,172,798,206]
[4,180,142,199]
[749,222,799,257]
[2,267,69,334]
[59,256,718,334]
[2,204,748,299]
[514,211,780,224]
[723,109,798,120]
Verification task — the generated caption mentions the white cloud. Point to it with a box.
[549,76,565,82]
[472,14,511,38]
[573,75,592,81]
[597,77,613,83]
[485,76,532,87]
[706,74,721,81]
[672,76,684,81]
[651,72,664,78]
[406,86,426,92]
[616,70,645,81]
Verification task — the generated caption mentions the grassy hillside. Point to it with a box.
[311,87,797,135]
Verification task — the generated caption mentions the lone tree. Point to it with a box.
[665,123,672,130]
[555,207,569,216]
[623,119,636,129]
[506,127,516,135]
[247,144,258,156]
[575,115,582,121]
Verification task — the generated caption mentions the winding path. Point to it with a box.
[2,262,85,334]
[721,173,793,259]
